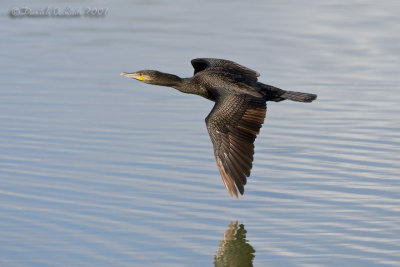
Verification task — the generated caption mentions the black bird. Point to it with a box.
[121,58,317,198]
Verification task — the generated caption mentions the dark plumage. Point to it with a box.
[121,58,317,198]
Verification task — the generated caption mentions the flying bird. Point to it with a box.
[121,58,317,198]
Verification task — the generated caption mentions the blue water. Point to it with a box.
[1,1,399,266]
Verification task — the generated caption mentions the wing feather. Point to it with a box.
[191,58,260,82]
[206,89,267,198]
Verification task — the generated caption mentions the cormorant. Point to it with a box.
[121,58,317,198]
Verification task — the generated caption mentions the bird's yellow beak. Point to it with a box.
[120,72,145,81]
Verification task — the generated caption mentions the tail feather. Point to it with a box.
[259,84,317,103]
[280,91,317,103]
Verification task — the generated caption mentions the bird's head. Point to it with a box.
[120,70,162,84]
[121,70,182,87]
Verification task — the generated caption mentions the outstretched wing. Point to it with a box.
[191,58,260,82]
[206,88,266,198]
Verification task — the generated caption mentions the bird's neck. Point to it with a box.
[152,72,183,88]
[172,78,191,92]
[154,73,203,97]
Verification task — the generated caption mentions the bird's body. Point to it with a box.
[121,58,317,198]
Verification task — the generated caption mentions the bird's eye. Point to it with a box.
[137,72,145,81]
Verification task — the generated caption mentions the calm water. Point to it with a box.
[1,1,400,266]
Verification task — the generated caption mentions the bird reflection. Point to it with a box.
[214,221,255,267]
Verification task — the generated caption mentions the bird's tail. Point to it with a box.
[279,90,317,103]
[259,84,317,103]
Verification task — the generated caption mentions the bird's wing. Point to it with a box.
[191,58,260,81]
[205,87,266,198]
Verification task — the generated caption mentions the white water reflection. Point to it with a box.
[1,0,400,266]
